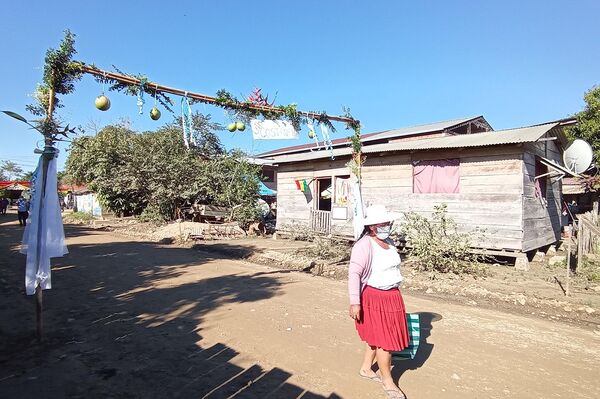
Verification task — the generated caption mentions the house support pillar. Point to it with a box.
[515,254,530,271]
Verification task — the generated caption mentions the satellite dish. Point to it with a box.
[563,139,593,174]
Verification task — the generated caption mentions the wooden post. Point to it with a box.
[566,225,571,297]
[577,219,582,274]
[34,140,54,342]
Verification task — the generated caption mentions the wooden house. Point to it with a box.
[258,116,577,266]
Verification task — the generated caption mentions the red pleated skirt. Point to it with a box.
[355,285,410,352]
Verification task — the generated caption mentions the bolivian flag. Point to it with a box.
[295,179,309,192]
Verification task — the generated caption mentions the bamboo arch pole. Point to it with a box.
[76,64,359,125]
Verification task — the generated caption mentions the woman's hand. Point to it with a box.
[349,304,361,321]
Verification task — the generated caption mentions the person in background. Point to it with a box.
[17,196,30,226]
[0,197,8,215]
[348,204,409,399]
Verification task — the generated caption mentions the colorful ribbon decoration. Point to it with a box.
[181,93,194,148]
[137,78,147,115]
[307,121,321,151]
[320,122,335,160]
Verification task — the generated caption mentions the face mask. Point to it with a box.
[375,225,391,240]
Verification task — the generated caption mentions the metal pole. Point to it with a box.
[34,139,54,342]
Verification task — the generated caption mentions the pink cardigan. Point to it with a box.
[347,235,374,305]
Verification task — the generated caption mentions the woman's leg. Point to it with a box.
[376,347,400,391]
[359,343,377,377]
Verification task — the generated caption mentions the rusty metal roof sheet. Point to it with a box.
[366,116,489,141]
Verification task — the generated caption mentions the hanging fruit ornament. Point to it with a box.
[95,72,111,111]
[149,85,161,120]
[236,121,245,131]
[150,107,161,120]
[95,95,111,111]
[227,122,237,132]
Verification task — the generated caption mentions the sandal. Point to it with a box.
[383,388,406,399]
[359,370,382,383]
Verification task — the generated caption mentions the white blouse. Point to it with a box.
[366,238,403,290]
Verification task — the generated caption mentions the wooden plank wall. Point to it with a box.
[522,140,563,252]
[360,146,524,250]
[276,158,351,233]
[276,145,527,251]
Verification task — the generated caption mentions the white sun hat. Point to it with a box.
[362,204,398,226]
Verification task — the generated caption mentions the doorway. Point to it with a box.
[316,178,332,211]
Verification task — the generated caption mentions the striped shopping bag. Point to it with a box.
[392,313,420,360]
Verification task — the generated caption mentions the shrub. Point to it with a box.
[63,211,95,224]
[137,205,168,225]
[305,235,351,262]
[282,223,351,262]
[397,204,487,275]
[284,222,316,241]
[576,257,600,282]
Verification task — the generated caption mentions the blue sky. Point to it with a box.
[1,0,599,173]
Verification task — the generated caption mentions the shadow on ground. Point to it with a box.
[391,311,442,396]
[0,221,341,398]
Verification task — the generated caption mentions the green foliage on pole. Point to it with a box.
[2,30,81,142]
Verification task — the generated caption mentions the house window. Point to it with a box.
[535,159,547,199]
[413,159,460,193]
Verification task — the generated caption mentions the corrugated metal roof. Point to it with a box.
[365,116,485,142]
[256,131,381,157]
[263,122,559,164]
[257,116,488,157]
[363,122,558,153]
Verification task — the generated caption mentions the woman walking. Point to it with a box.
[348,205,409,399]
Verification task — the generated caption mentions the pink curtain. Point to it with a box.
[413,159,460,193]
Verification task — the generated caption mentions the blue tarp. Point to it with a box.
[259,182,276,196]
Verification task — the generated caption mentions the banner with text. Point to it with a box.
[251,119,299,140]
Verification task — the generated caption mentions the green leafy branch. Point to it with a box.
[4,29,82,142]
[216,89,346,133]
[1,111,77,143]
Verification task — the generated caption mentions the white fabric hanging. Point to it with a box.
[20,151,68,295]
[352,176,364,240]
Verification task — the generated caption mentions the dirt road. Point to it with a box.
[1,217,599,398]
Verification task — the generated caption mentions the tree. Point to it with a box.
[167,113,225,157]
[65,114,261,223]
[566,85,600,160]
[66,125,147,216]
[20,171,35,181]
[0,161,24,181]
[201,149,261,225]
